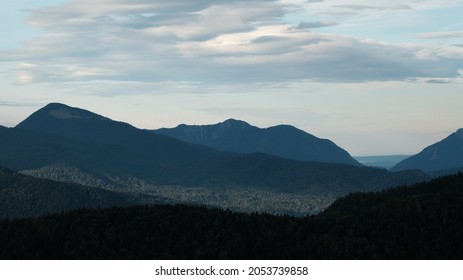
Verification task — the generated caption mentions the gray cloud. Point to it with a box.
[418,31,463,39]
[334,4,411,11]
[296,21,338,29]
[0,100,44,107]
[0,0,462,87]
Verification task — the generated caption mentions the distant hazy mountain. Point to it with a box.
[1,123,425,196]
[391,129,463,172]
[154,119,361,166]
[0,103,428,216]
[0,166,159,219]
[354,155,410,169]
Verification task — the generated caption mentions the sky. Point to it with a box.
[0,0,462,156]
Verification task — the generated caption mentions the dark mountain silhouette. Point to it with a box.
[1,123,426,195]
[154,119,361,166]
[1,172,462,259]
[391,129,463,172]
[1,103,427,213]
[16,103,219,167]
[0,166,161,219]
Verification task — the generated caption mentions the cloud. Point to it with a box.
[418,31,463,39]
[407,68,463,84]
[296,21,338,29]
[333,4,411,11]
[0,0,462,87]
[0,100,44,107]
[309,0,461,16]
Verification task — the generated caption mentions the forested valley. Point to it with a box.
[1,172,463,259]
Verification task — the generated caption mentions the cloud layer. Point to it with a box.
[1,0,462,85]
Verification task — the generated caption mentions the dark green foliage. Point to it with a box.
[0,166,161,219]
[427,166,463,178]
[1,173,463,260]
[0,205,296,259]
[311,172,463,259]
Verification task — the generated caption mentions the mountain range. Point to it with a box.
[1,102,462,260]
[391,128,463,173]
[154,119,361,166]
[0,103,429,215]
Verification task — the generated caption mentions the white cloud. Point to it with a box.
[333,4,411,11]
[418,31,463,39]
[302,0,462,17]
[0,0,462,87]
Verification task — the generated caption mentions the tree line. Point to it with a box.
[1,172,463,259]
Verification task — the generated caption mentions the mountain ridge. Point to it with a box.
[1,103,429,215]
[16,103,222,167]
[391,128,463,173]
[10,103,428,194]
[154,118,361,166]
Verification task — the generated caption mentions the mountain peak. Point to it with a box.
[269,124,304,133]
[16,103,111,133]
[41,103,108,121]
[16,103,121,142]
[220,119,251,128]
[154,119,361,166]
[455,128,463,137]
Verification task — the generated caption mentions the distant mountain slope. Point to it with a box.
[2,103,427,210]
[1,172,462,259]
[154,119,361,166]
[188,152,427,194]
[354,155,410,169]
[2,120,427,196]
[391,129,463,172]
[0,166,160,219]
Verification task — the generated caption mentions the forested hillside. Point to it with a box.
[0,166,164,219]
[1,172,462,259]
